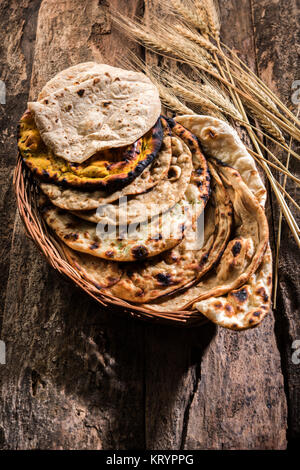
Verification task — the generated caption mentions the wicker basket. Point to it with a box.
[14,155,207,327]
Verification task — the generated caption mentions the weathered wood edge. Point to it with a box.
[252,0,300,447]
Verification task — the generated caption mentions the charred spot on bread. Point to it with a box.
[156,273,173,286]
[131,245,149,260]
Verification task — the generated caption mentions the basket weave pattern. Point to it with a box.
[14,155,207,326]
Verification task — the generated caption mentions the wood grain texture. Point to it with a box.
[0,0,41,330]
[0,0,294,450]
[0,0,146,450]
[142,0,287,450]
[251,0,300,447]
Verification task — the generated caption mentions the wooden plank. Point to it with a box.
[252,0,300,447]
[0,0,41,329]
[0,0,290,450]
[0,0,146,450]
[143,0,287,449]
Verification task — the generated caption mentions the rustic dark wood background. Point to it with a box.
[0,0,299,450]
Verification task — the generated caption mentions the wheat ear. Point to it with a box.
[203,0,220,40]
[246,103,286,144]
[169,0,209,35]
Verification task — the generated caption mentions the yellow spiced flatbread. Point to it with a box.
[18,111,163,190]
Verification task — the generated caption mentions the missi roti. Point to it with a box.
[39,117,172,211]
[18,110,163,190]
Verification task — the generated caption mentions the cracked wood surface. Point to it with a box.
[0,0,296,450]
[251,0,300,447]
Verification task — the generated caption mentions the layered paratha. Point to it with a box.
[107,164,232,302]
[72,118,210,226]
[60,163,230,303]
[65,249,123,288]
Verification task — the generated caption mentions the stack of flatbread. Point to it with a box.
[18,62,272,331]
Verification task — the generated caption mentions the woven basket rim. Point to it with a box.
[14,154,208,327]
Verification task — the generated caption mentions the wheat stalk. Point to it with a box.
[203,0,220,40]
[142,64,224,118]
[112,11,300,141]
[194,0,210,33]
[246,147,300,185]
[111,7,300,244]
[174,24,217,55]
[157,83,196,115]
[249,140,299,183]
[125,22,298,182]
[158,68,242,121]
[168,82,224,118]
[168,17,299,147]
[276,180,300,212]
[112,13,216,72]
[219,41,300,128]
[273,107,300,307]
[168,0,209,35]
[244,121,300,161]
[212,32,300,243]
[239,75,279,115]
[201,83,243,120]
[113,11,300,141]
[246,103,286,144]
[219,53,300,246]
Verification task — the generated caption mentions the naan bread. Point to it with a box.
[28,62,161,163]
[175,115,267,206]
[64,249,122,288]
[107,164,232,303]
[72,134,193,225]
[144,161,269,312]
[40,119,172,210]
[64,163,230,304]
[194,244,272,330]
[42,197,190,262]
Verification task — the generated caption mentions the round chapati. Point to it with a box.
[27,62,161,163]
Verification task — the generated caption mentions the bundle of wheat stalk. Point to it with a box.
[110,0,299,306]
